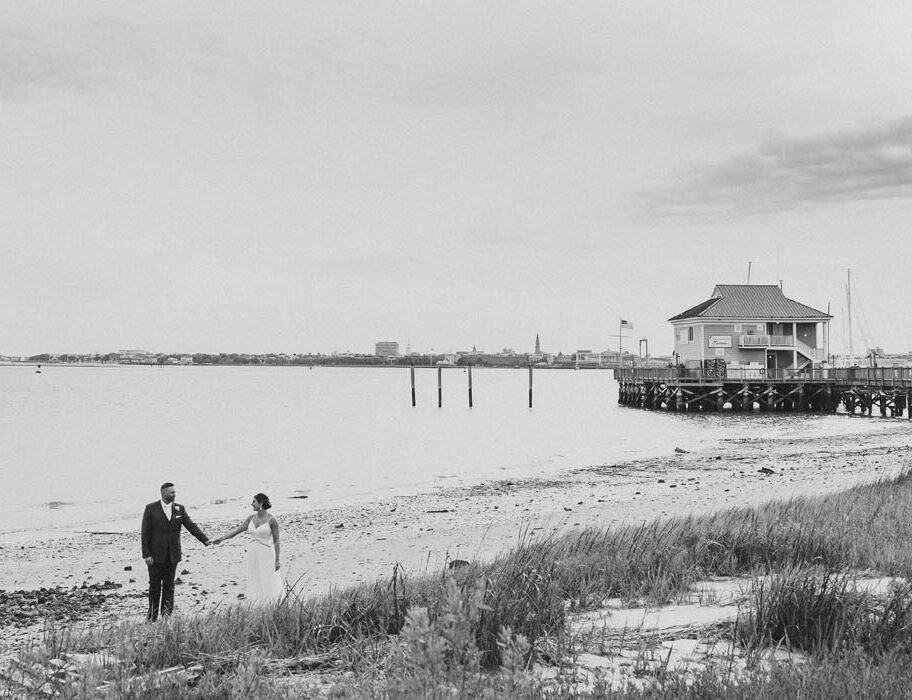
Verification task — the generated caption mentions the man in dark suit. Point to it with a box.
[141,482,211,620]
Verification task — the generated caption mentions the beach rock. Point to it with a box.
[0,582,124,628]
[124,565,132,571]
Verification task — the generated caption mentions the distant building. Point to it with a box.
[573,350,628,367]
[117,349,157,364]
[531,333,549,364]
[375,341,399,358]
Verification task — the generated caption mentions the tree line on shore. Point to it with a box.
[21,350,650,368]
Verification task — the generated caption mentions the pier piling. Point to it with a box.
[528,365,533,408]
[468,366,473,408]
[614,367,912,418]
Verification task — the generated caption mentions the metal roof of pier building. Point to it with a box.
[668,285,832,322]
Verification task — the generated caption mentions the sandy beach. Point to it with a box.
[2,420,911,651]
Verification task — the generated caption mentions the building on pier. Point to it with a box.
[669,284,831,374]
[614,284,912,417]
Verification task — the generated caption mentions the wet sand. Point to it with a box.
[2,421,911,651]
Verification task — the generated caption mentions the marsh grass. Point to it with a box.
[736,568,912,659]
[548,466,912,609]
[6,465,912,697]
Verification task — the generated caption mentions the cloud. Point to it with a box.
[0,30,93,99]
[314,250,421,275]
[638,116,912,220]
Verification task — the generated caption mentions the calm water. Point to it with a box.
[0,364,887,538]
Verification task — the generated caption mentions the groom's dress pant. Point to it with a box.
[148,558,178,621]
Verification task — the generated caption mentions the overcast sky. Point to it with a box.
[3,2,912,357]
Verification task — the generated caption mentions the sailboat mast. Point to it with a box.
[846,268,853,364]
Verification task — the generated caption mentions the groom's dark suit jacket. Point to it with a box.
[141,501,208,564]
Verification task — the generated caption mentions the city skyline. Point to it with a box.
[7,324,910,363]
[4,3,912,357]
[3,331,640,360]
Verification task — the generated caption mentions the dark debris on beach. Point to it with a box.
[0,581,126,628]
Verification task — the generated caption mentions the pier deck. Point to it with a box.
[614,367,912,417]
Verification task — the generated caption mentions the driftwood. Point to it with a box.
[1,651,344,696]
[0,655,204,696]
[95,663,204,691]
[266,653,344,672]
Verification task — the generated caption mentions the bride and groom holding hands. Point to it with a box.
[141,482,284,621]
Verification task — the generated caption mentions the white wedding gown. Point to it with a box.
[246,519,284,604]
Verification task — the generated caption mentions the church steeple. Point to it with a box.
[534,333,541,355]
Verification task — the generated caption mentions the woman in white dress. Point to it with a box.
[213,493,284,604]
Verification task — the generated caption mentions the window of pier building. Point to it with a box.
[676,327,695,344]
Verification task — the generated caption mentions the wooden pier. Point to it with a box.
[614,367,912,418]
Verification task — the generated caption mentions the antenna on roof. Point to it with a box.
[747,261,752,284]
[779,279,783,291]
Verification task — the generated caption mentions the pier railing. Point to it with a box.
[737,335,824,360]
[739,334,792,347]
[615,366,912,385]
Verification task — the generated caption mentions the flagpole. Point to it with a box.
[619,318,622,355]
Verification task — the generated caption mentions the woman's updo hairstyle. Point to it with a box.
[254,493,272,510]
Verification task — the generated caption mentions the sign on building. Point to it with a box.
[708,335,732,348]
